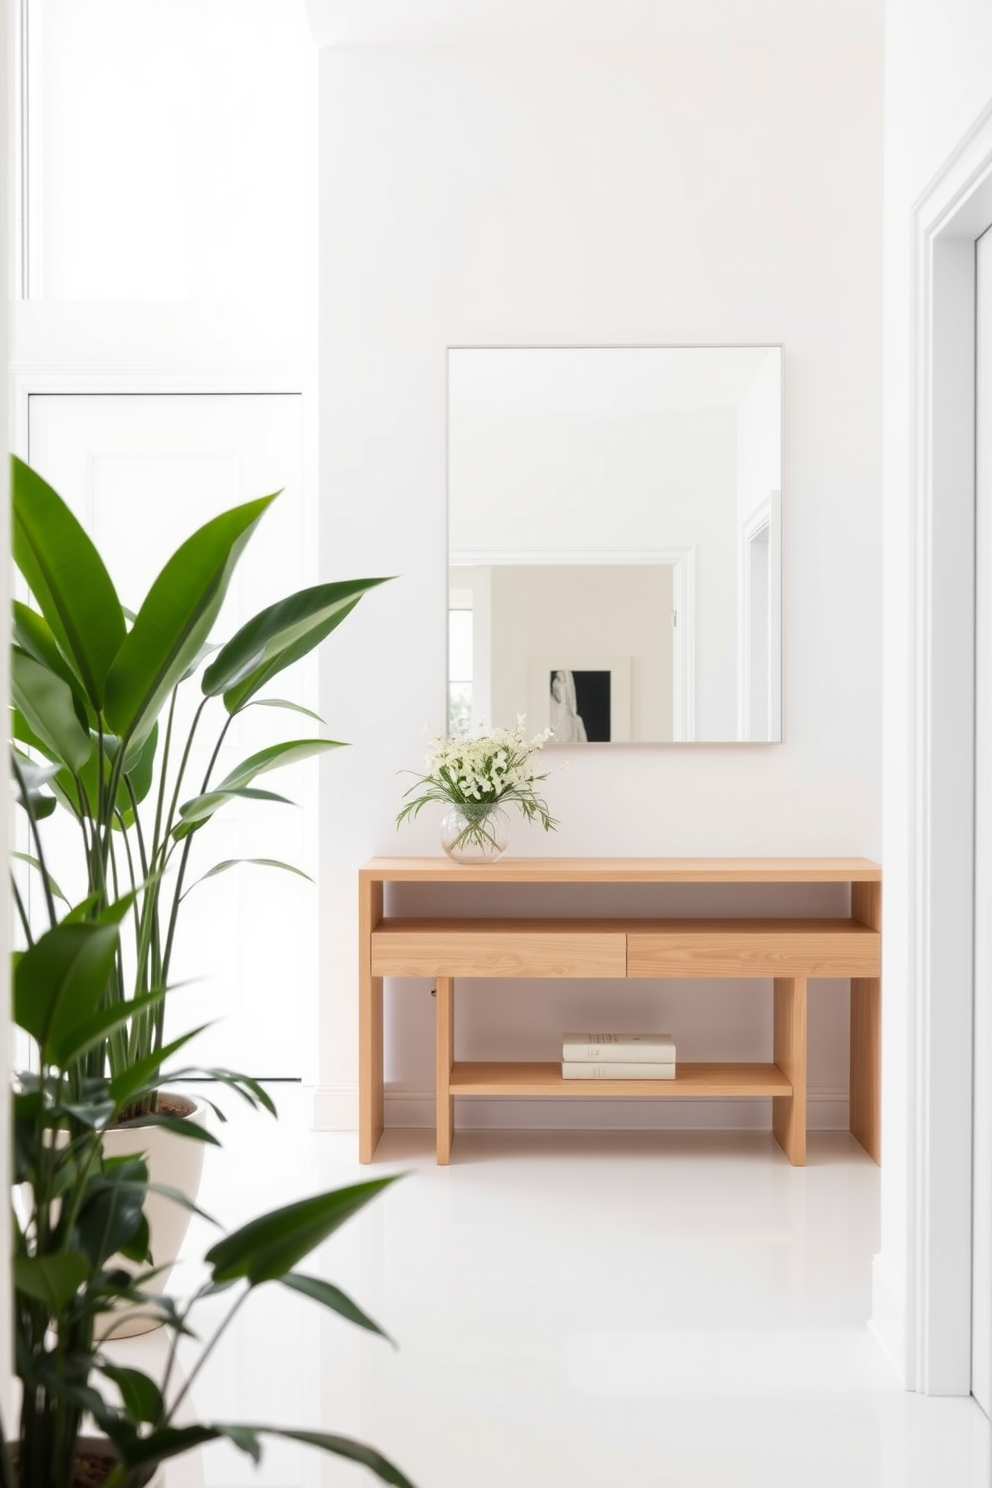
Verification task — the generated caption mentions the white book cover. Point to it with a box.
[561,1031,676,1062]
[561,1061,677,1080]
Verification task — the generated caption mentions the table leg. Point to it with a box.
[851,879,882,1163]
[359,879,383,1163]
[773,975,807,1165]
[436,976,454,1165]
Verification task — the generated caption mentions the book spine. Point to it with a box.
[561,1043,676,1062]
[561,1062,677,1080]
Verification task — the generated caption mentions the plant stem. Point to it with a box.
[10,755,58,930]
[161,707,235,988]
[168,1284,251,1419]
[10,871,33,947]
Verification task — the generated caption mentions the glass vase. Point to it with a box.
[439,802,509,864]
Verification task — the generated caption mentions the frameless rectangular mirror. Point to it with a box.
[447,346,782,743]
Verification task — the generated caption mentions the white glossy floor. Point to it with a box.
[112,1092,992,1488]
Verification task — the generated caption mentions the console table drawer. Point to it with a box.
[627,919,881,979]
[371,919,627,978]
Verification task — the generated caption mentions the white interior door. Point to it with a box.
[973,226,992,1417]
[26,392,315,1080]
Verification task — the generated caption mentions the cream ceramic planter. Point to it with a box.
[99,1093,208,1340]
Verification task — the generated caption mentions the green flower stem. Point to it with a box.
[447,807,505,854]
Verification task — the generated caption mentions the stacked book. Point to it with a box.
[561,1031,677,1080]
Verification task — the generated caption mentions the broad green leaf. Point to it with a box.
[11,709,58,762]
[113,1426,263,1474]
[14,1253,89,1310]
[97,1364,164,1426]
[19,791,57,820]
[60,892,107,925]
[248,697,325,723]
[74,1163,149,1266]
[91,889,141,926]
[205,1177,399,1284]
[53,887,138,929]
[11,455,125,707]
[279,1273,393,1342]
[114,1425,415,1488]
[202,577,391,712]
[118,1209,151,1264]
[10,749,60,789]
[12,647,93,772]
[103,491,279,748]
[61,1094,116,1129]
[171,785,294,840]
[271,1431,416,1488]
[214,739,344,793]
[11,851,67,902]
[32,723,157,824]
[11,777,58,820]
[14,920,120,1058]
[12,600,93,718]
[182,857,312,899]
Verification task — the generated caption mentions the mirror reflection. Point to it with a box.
[448,346,782,743]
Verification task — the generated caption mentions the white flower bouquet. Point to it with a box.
[396,720,558,856]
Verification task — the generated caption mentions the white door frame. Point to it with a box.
[737,490,782,742]
[449,546,697,741]
[897,101,992,1394]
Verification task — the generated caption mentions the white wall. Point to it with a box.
[315,34,883,1126]
[878,0,992,1389]
[737,351,782,523]
[31,0,317,303]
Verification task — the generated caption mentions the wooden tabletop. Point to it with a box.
[361,856,882,884]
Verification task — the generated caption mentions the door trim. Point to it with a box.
[885,98,992,1394]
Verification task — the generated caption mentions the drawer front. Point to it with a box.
[372,929,626,978]
[627,928,881,979]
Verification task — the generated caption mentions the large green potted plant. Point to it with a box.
[10,454,389,1319]
[7,903,415,1488]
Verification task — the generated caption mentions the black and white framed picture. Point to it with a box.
[528,657,631,743]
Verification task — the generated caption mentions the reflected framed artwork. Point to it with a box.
[528,656,631,743]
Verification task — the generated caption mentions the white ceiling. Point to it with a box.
[305,0,883,47]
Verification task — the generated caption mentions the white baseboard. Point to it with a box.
[312,1084,850,1133]
[311,1086,358,1130]
[869,1251,908,1387]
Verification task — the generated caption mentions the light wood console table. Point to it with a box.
[358,857,881,1167]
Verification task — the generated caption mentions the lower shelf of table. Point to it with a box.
[446,1061,794,1098]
